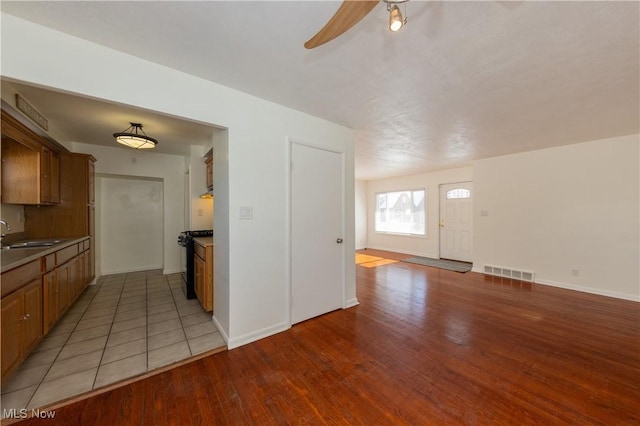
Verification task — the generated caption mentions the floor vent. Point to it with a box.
[484,265,535,282]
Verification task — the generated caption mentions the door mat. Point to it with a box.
[402,256,472,273]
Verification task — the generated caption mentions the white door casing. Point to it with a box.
[439,182,473,262]
[290,142,344,324]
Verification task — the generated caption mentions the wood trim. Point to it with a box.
[1,105,68,153]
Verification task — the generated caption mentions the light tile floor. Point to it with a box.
[1,270,225,415]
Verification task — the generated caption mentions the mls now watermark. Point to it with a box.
[3,408,56,419]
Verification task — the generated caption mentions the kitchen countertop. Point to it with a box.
[193,236,214,246]
[1,237,89,273]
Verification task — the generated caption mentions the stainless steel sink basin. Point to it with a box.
[1,239,63,250]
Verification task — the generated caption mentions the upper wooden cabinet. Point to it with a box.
[1,109,62,205]
[204,149,213,190]
[25,153,96,239]
[1,139,60,205]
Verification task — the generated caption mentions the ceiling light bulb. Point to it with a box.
[389,5,404,32]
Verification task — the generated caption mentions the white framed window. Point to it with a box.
[446,188,471,199]
[375,189,426,236]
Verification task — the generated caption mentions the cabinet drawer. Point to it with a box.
[83,239,90,251]
[43,254,56,272]
[1,260,41,297]
[194,242,206,259]
[56,244,79,265]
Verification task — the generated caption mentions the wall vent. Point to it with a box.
[484,265,535,282]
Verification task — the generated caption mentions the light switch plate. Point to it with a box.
[239,206,253,220]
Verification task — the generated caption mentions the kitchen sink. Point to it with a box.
[1,239,63,250]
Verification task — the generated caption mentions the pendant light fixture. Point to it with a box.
[113,122,158,149]
[385,0,408,32]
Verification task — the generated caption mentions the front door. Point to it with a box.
[439,182,473,262]
[291,142,344,324]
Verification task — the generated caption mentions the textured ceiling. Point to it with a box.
[2,1,638,180]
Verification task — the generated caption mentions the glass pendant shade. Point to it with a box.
[113,123,158,149]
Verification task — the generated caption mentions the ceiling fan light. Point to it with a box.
[389,5,404,32]
[113,122,158,149]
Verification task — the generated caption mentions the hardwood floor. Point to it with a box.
[8,249,640,425]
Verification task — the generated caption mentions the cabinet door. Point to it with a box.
[21,279,43,354]
[1,138,39,204]
[195,254,205,305]
[83,248,91,288]
[74,253,84,297]
[1,291,22,377]
[205,246,214,312]
[40,147,52,203]
[68,256,80,302]
[43,270,59,334]
[50,152,60,203]
[206,159,213,189]
[88,161,95,204]
[57,262,71,316]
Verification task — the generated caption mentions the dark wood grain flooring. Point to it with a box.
[8,249,640,425]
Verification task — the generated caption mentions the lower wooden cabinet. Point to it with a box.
[1,238,92,380]
[1,279,42,378]
[1,290,22,377]
[43,246,89,335]
[194,242,213,312]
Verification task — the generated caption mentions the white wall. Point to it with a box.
[98,175,164,275]
[366,167,473,257]
[1,14,356,348]
[72,142,186,276]
[355,180,367,250]
[212,129,230,341]
[474,134,639,301]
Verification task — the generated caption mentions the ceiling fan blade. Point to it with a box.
[304,0,379,49]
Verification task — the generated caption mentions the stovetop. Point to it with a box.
[184,230,213,237]
[178,230,213,246]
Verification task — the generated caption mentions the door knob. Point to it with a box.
[336,238,343,244]
[439,218,445,228]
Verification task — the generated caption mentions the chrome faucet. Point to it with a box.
[0,220,10,243]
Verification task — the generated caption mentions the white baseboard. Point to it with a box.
[212,315,229,344]
[344,297,359,308]
[226,321,291,350]
[476,269,639,302]
[100,265,164,275]
[534,278,640,302]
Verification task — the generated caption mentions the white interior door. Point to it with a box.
[291,142,344,324]
[439,182,473,262]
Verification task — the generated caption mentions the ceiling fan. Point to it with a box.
[305,0,409,49]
